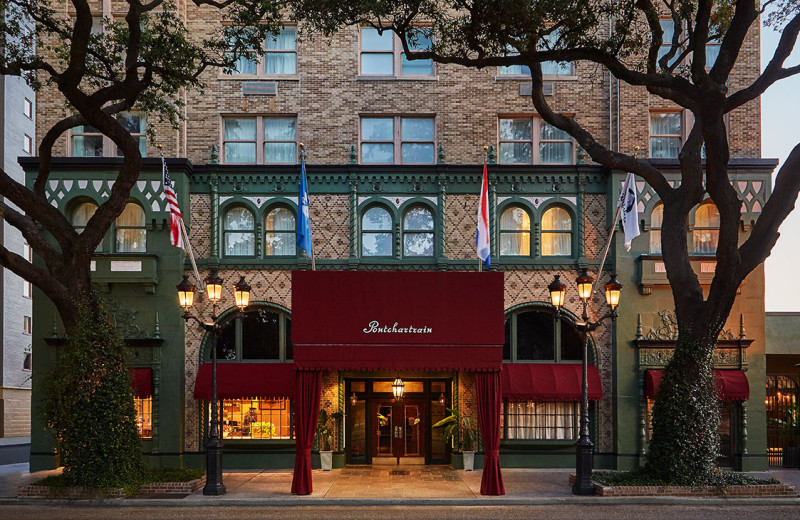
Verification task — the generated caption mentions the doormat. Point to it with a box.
[389,470,410,476]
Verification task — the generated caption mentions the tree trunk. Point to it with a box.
[645,320,725,484]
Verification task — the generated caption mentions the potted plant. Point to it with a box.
[432,408,480,471]
[316,409,346,471]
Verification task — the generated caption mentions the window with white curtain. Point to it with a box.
[499,206,531,256]
[115,203,146,253]
[650,203,663,254]
[499,117,573,164]
[693,202,720,254]
[402,205,434,257]
[265,206,296,256]
[227,27,297,75]
[502,401,579,440]
[224,207,256,256]
[649,112,682,158]
[540,206,572,256]
[71,113,146,157]
[362,206,393,257]
[223,117,296,164]
[72,202,102,252]
[360,116,435,164]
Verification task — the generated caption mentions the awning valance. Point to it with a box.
[291,271,505,371]
[500,363,603,401]
[193,363,295,400]
[644,369,750,401]
[129,368,152,398]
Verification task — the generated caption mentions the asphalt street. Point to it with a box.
[0,505,799,520]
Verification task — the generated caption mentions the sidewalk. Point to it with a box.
[1,463,798,506]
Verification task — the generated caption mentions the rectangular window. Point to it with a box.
[228,27,297,76]
[360,116,435,164]
[23,98,33,119]
[499,117,574,164]
[649,111,682,158]
[23,281,32,298]
[502,401,579,440]
[705,39,721,68]
[71,113,146,157]
[134,397,153,439]
[360,27,433,76]
[220,398,293,439]
[222,116,296,164]
[658,19,678,66]
[23,134,32,154]
[23,352,32,371]
[23,316,32,335]
[499,33,574,77]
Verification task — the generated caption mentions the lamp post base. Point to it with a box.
[572,438,595,496]
[203,440,226,496]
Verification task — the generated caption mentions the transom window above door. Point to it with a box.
[360,116,435,164]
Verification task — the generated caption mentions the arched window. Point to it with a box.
[265,206,296,256]
[693,202,720,254]
[650,203,663,254]
[223,207,255,256]
[211,306,293,440]
[402,205,434,257]
[503,307,586,441]
[362,206,393,257]
[115,203,146,253]
[541,206,572,256]
[499,206,531,256]
[72,202,102,252]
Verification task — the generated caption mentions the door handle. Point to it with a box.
[394,425,403,438]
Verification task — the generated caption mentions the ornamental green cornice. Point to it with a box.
[188,258,601,272]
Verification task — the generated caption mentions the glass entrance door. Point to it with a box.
[371,399,426,462]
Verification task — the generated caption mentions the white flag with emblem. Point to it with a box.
[618,172,640,251]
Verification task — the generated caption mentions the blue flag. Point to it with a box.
[297,161,312,257]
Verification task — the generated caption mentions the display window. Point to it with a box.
[134,397,153,439]
[220,398,293,439]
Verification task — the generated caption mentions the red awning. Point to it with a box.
[129,368,152,398]
[193,363,295,400]
[500,363,603,401]
[292,271,505,371]
[644,369,750,401]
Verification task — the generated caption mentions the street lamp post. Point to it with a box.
[549,269,622,496]
[177,270,251,496]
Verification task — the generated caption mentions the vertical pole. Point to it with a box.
[573,300,594,495]
[204,325,226,495]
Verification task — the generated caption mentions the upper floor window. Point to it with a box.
[650,203,663,254]
[705,38,721,68]
[359,27,433,76]
[657,19,678,67]
[540,206,572,256]
[362,206,393,257]
[499,117,573,164]
[499,206,531,256]
[265,206,296,256]
[223,206,256,256]
[402,205,434,257]
[360,116,435,164]
[498,33,574,77]
[649,112,681,158]
[230,27,297,75]
[23,134,32,155]
[215,307,293,361]
[503,307,583,362]
[115,203,146,253]
[693,201,719,254]
[23,98,33,119]
[223,116,296,164]
[71,113,146,157]
[72,202,102,251]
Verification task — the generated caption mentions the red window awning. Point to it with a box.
[193,363,295,400]
[500,363,603,401]
[644,369,750,401]
[291,271,505,371]
[128,368,152,398]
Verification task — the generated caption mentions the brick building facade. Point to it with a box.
[27,2,775,477]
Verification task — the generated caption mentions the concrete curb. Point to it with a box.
[1,496,799,507]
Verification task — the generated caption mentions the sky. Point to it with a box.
[761,15,800,312]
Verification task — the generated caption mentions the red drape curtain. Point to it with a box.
[291,369,321,495]
[475,370,505,496]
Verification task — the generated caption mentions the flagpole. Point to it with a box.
[179,217,204,291]
[299,144,315,271]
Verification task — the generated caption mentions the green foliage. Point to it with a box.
[432,408,480,452]
[43,300,145,488]
[593,469,779,487]
[645,338,721,485]
[35,467,206,495]
[316,409,335,451]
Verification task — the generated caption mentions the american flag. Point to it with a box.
[161,153,184,249]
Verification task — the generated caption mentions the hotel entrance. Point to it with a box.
[345,378,450,465]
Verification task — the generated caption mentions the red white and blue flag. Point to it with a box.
[161,153,184,249]
[476,160,490,268]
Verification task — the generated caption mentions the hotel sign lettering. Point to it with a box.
[363,321,433,334]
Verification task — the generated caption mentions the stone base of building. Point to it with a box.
[569,474,797,497]
[0,387,31,437]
